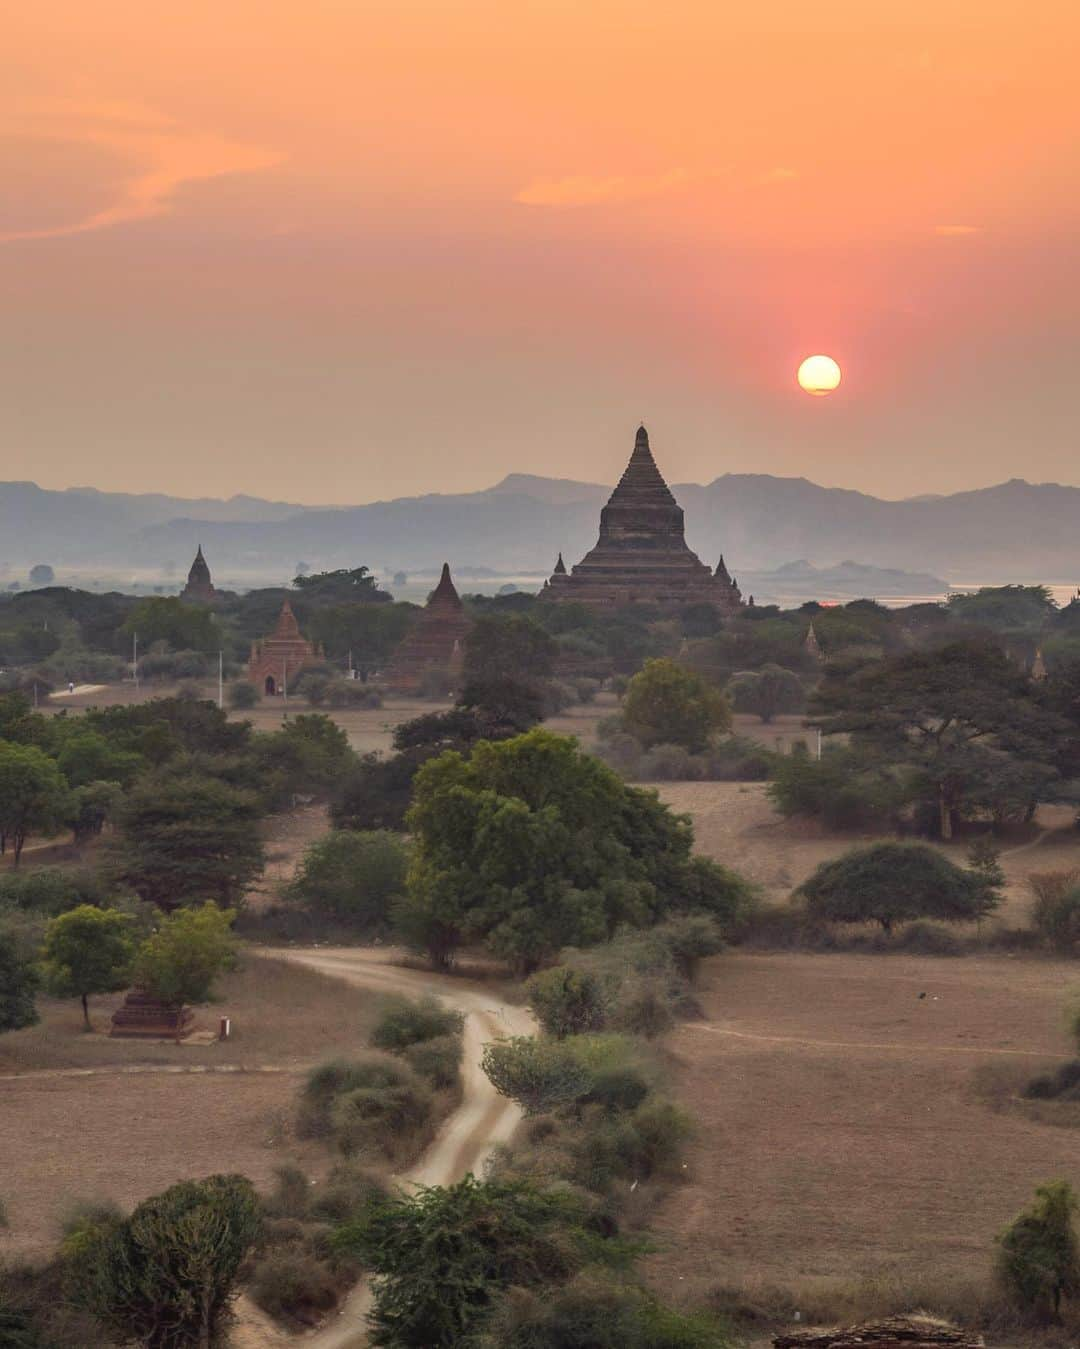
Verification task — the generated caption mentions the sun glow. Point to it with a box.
[797,355,842,396]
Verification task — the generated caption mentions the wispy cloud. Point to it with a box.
[1,99,281,243]
[514,168,688,208]
[934,223,983,236]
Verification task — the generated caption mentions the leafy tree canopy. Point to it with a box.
[0,740,69,863]
[133,902,237,1005]
[292,566,392,604]
[41,905,135,1028]
[621,658,731,752]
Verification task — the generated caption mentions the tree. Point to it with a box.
[0,938,38,1033]
[333,1175,589,1347]
[307,602,413,679]
[253,713,355,800]
[621,659,730,752]
[331,748,434,833]
[133,902,237,1005]
[65,1173,260,1349]
[110,772,264,910]
[0,741,69,863]
[997,1180,1080,1320]
[288,830,409,929]
[292,566,391,604]
[28,564,54,586]
[124,596,219,654]
[727,664,805,723]
[54,729,143,788]
[459,614,557,732]
[41,906,135,1029]
[481,1035,599,1114]
[798,841,1000,934]
[67,779,124,844]
[812,639,1061,839]
[404,729,706,972]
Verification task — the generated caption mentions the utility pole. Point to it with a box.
[282,661,288,709]
[218,651,224,710]
[133,632,139,695]
[816,728,822,761]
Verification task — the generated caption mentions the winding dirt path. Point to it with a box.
[239,947,534,1349]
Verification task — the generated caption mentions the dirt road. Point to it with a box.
[238,947,534,1349]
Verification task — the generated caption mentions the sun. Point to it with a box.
[797,354,842,396]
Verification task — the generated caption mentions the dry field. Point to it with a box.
[645,950,1080,1311]
[0,956,386,1257]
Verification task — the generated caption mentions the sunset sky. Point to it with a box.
[2,1,1077,504]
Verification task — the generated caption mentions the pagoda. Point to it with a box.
[382,564,472,694]
[542,425,743,612]
[247,599,321,696]
[180,545,217,603]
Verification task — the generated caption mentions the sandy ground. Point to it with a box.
[644,950,1080,1309]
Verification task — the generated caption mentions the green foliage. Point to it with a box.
[526,967,611,1038]
[0,865,108,916]
[997,1180,1080,1320]
[133,902,237,1005]
[298,1057,431,1154]
[67,779,125,844]
[481,1272,729,1348]
[0,740,69,863]
[0,936,38,1032]
[247,1249,340,1327]
[1029,872,1080,954]
[228,679,258,708]
[403,728,716,972]
[621,659,731,752]
[333,1174,593,1348]
[291,566,391,604]
[309,1161,390,1224]
[110,771,264,910]
[124,596,220,653]
[798,842,1000,933]
[948,584,1057,632]
[41,905,135,1027]
[306,600,412,677]
[727,664,805,723]
[401,1034,464,1090]
[65,1173,260,1348]
[370,994,464,1052]
[53,728,143,788]
[331,748,431,833]
[482,1035,599,1114]
[288,830,408,930]
[768,743,911,831]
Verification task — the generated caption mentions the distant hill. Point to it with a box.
[0,474,1077,588]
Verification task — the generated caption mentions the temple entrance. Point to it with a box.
[264,675,277,696]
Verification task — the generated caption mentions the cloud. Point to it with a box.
[514,168,688,208]
[0,99,281,243]
[934,224,983,236]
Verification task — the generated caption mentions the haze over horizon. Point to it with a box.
[3,2,1077,505]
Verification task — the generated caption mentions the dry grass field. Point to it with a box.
[644,950,1080,1315]
[0,957,386,1257]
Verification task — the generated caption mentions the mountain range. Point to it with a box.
[0,474,1077,588]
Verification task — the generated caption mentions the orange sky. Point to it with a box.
[2,1,1077,502]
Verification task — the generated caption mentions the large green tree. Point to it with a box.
[621,659,730,752]
[123,597,219,654]
[0,937,38,1033]
[997,1180,1080,1321]
[41,905,136,1028]
[133,902,237,1005]
[403,728,733,971]
[0,740,69,863]
[110,772,264,910]
[812,639,1062,838]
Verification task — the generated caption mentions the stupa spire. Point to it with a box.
[429,562,462,607]
[553,552,567,576]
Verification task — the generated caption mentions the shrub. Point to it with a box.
[248,1249,339,1326]
[370,994,464,1052]
[262,1165,312,1221]
[401,1034,464,1090]
[572,1098,692,1193]
[298,1057,408,1138]
[310,1162,390,1224]
[638,743,704,782]
[1030,872,1080,954]
[229,681,258,709]
[526,967,611,1039]
[579,1066,651,1113]
[481,1036,598,1115]
[0,867,108,916]
[654,914,725,980]
[609,977,676,1038]
[1023,1060,1080,1102]
[997,1179,1080,1319]
[287,830,409,930]
[331,1076,434,1157]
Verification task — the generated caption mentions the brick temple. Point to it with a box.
[382,563,472,693]
[541,425,743,611]
[180,545,217,603]
[248,599,321,696]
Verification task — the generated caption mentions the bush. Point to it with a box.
[331,1074,434,1157]
[572,1098,693,1193]
[298,1057,406,1138]
[526,967,611,1039]
[248,1249,340,1326]
[401,1034,464,1090]
[609,977,676,1038]
[481,1036,599,1115]
[262,1165,313,1220]
[287,830,409,930]
[133,901,237,1005]
[1030,872,1080,954]
[370,994,464,1052]
[0,867,109,916]
[228,680,258,709]
[310,1162,389,1224]
[997,1180,1080,1319]
[1023,1060,1080,1102]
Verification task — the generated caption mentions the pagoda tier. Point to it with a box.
[247,599,321,696]
[382,563,472,693]
[542,426,743,612]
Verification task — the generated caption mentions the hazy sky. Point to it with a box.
[2,1,1077,504]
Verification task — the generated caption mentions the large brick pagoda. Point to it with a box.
[382,563,472,693]
[541,425,743,612]
[180,545,217,603]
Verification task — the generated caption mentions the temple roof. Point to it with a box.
[272,598,302,640]
[428,562,463,609]
[606,425,678,508]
